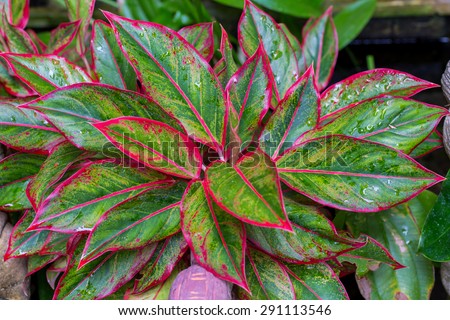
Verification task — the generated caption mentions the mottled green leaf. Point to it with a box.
[179,23,214,62]
[92,20,137,90]
[279,23,305,73]
[23,83,182,152]
[1,54,92,95]
[238,1,299,99]
[247,198,362,263]
[346,191,437,299]
[81,181,186,264]
[237,247,295,300]
[0,99,64,153]
[0,11,36,53]
[321,69,438,117]
[106,13,227,150]
[276,135,443,211]
[0,61,34,97]
[409,130,442,158]
[46,20,80,54]
[181,181,246,288]
[259,68,319,158]
[27,254,60,276]
[206,150,291,230]
[419,171,450,261]
[213,26,238,88]
[302,97,447,154]
[133,232,188,294]
[0,153,45,211]
[1,0,29,28]
[94,117,201,179]
[64,0,95,53]
[28,160,169,233]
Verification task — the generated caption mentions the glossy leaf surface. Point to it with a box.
[27,254,60,276]
[91,20,137,90]
[1,54,92,95]
[419,171,450,261]
[3,0,29,28]
[213,27,238,88]
[106,13,227,150]
[181,181,246,288]
[133,232,188,294]
[277,135,443,211]
[346,191,436,299]
[23,83,182,152]
[0,61,35,97]
[179,23,214,62]
[259,68,319,158]
[409,130,443,158]
[0,12,36,53]
[29,160,168,233]
[81,181,186,264]
[321,69,438,117]
[206,150,290,230]
[46,20,80,54]
[0,153,45,211]
[238,1,299,99]
[94,117,201,179]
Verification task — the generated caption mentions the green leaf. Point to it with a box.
[181,181,246,288]
[285,262,348,299]
[276,135,443,212]
[0,99,64,153]
[1,54,92,95]
[226,45,272,150]
[279,23,305,73]
[94,116,201,179]
[5,210,71,259]
[179,23,215,62]
[321,69,438,117]
[81,181,186,265]
[302,97,447,154]
[334,0,376,50]
[27,141,85,209]
[23,83,182,152]
[105,12,227,150]
[337,235,404,277]
[27,254,60,275]
[206,150,291,230]
[0,60,34,97]
[213,26,238,88]
[46,20,80,54]
[419,170,450,261]
[64,0,95,53]
[237,247,295,299]
[238,1,299,100]
[0,153,45,211]
[409,130,442,158]
[345,191,437,299]
[133,232,188,294]
[0,11,36,53]
[259,67,319,158]
[92,20,137,90]
[302,8,338,90]
[247,198,362,263]
[2,0,29,28]
[55,237,155,300]
[28,160,169,233]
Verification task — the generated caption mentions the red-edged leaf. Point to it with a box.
[181,180,247,289]
[94,117,201,179]
[259,67,319,159]
[226,44,272,151]
[105,12,228,151]
[276,135,444,212]
[238,0,299,100]
[280,23,306,74]
[28,159,169,233]
[247,198,363,263]
[237,247,295,299]
[65,0,95,54]
[46,20,80,54]
[1,10,37,53]
[0,60,35,97]
[213,26,238,88]
[3,0,29,29]
[206,150,291,230]
[132,232,188,294]
[409,129,443,158]
[5,210,71,259]
[91,20,137,90]
[27,141,86,210]
[0,153,45,211]
[302,7,338,91]
[321,68,439,117]
[46,256,68,290]
[21,83,182,152]
[27,254,61,276]
[54,237,155,300]
[179,23,215,62]
[81,181,186,265]
[301,97,447,154]
[26,29,46,53]
[1,54,92,95]
[0,98,64,153]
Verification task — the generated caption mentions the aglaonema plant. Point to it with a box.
[0,0,448,300]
